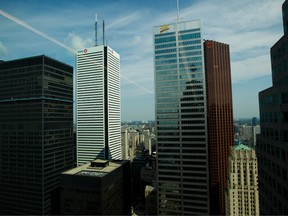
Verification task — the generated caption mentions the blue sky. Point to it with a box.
[0,0,284,121]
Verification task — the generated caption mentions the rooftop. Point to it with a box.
[233,144,252,151]
[62,159,121,177]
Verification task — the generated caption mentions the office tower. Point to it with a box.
[154,20,209,215]
[204,40,234,215]
[129,129,139,160]
[252,117,258,126]
[257,0,288,214]
[225,144,259,215]
[252,125,260,148]
[60,159,131,215]
[76,45,121,165]
[143,129,152,154]
[0,55,74,214]
[121,127,129,160]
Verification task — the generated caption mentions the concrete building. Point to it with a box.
[204,40,234,215]
[128,129,139,160]
[0,55,74,214]
[252,125,260,148]
[121,127,129,160]
[225,144,259,216]
[76,45,121,164]
[257,0,288,214]
[154,20,209,215]
[60,159,130,215]
[143,129,152,154]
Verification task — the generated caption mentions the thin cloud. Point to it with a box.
[65,32,93,51]
[106,11,142,31]
[0,9,75,53]
[0,9,153,95]
[232,54,271,82]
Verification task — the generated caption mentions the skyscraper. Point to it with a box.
[154,20,209,215]
[76,45,121,165]
[257,0,288,214]
[0,55,74,214]
[204,40,234,215]
[225,144,259,215]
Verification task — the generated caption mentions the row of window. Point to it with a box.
[260,92,288,107]
[154,32,201,44]
[155,56,202,65]
[259,128,288,141]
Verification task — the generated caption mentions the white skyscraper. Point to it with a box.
[76,45,121,165]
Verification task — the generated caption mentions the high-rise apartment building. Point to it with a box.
[225,144,259,215]
[0,55,74,214]
[204,40,234,215]
[76,45,121,165]
[257,0,288,214]
[154,20,210,215]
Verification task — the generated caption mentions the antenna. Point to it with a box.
[95,14,98,46]
[176,0,180,22]
[103,20,105,45]
[175,0,183,23]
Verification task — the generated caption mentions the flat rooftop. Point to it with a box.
[62,159,121,177]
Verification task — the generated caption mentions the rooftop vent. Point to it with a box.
[90,159,109,168]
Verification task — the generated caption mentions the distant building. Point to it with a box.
[0,55,74,214]
[204,40,234,215]
[60,159,131,215]
[252,117,258,126]
[225,144,259,216]
[121,128,129,160]
[252,125,260,148]
[76,45,121,164]
[142,129,152,154]
[257,0,288,214]
[128,129,139,160]
[239,125,253,145]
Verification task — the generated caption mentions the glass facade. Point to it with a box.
[0,55,74,215]
[154,20,209,215]
[257,1,288,215]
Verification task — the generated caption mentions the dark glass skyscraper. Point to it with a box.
[204,40,233,215]
[0,55,74,214]
[257,0,288,214]
[154,20,210,215]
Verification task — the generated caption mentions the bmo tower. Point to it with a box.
[76,45,121,165]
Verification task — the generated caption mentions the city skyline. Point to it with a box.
[0,0,284,121]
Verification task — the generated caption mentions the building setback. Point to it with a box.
[0,55,74,214]
[257,0,288,214]
[204,40,234,215]
[154,20,209,215]
[225,144,259,215]
[60,159,131,215]
[76,45,121,164]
